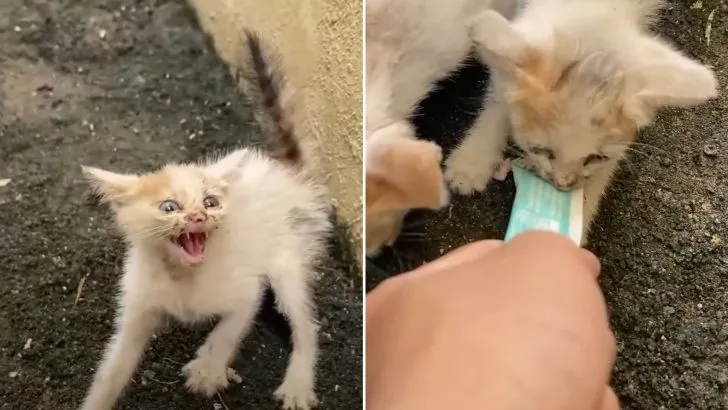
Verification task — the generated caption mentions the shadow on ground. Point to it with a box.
[0,0,361,409]
[368,1,728,409]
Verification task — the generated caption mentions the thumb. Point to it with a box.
[598,387,620,410]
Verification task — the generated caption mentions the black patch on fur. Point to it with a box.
[241,30,302,166]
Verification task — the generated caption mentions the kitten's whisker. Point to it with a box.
[607,143,665,157]
[622,147,651,158]
[134,228,175,241]
[630,141,666,153]
[134,228,171,238]
[604,144,653,159]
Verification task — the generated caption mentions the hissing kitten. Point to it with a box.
[445,0,718,239]
[365,0,518,255]
[79,31,330,410]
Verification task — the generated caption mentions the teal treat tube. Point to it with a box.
[504,165,584,245]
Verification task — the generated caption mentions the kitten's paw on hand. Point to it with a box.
[444,149,493,195]
[274,379,318,410]
[182,357,231,397]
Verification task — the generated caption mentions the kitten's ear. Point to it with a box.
[366,127,449,216]
[205,150,246,182]
[81,166,138,203]
[468,10,530,72]
[625,38,718,126]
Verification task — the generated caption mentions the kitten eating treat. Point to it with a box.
[365,0,518,255]
[79,31,329,410]
[445,0,718,240]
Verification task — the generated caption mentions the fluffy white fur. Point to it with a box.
[79,149,330,410]
[445,0,718,238]
[365,0,518,254]
[366,0,518,135]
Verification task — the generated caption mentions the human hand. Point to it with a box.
[366,231,618,410]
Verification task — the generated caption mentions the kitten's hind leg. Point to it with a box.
[268,258,319,410]
[182,290,262,397]
[81,304,159,410]
[444,96,510,195]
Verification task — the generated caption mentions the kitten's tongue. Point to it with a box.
[179,233,206,263]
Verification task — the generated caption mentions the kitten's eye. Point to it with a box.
[530,146,555,160]
[583,154,608,166]
[203,196,220,209]
[159,199,180,213]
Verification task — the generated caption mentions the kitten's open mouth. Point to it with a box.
[172,232,208,264]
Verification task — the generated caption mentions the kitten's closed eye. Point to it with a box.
[530,146,555,160]
[583,153,608,166]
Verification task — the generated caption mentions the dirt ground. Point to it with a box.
[0,0,361,409]
[368,0,728,409]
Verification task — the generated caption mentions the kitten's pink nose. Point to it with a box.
[553,172,578,189]
[187,212,207,223]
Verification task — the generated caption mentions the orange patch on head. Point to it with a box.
[133,170,172,201]
[507,48,566,131]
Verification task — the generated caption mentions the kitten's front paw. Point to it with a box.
[444,148,494,195]
[274,379,318,410]
[182,357,231,397]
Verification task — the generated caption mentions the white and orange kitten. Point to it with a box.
[365,0,518,255]
[79,32,329,410]
[445,0,718,239]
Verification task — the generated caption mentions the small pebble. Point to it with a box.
[8,372,18,378]
[703,143,719,157]
[23,338,32,350]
